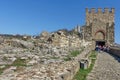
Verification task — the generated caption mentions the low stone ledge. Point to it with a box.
[58,46,92,80]
[110,47,120,57]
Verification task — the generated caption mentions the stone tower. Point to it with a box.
[83,8,115,47]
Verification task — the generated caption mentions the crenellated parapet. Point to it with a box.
[86,8,115,14]
[86,8,115,26]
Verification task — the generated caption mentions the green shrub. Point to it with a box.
[0,58,27,75]
[64,48,84,61]
[71,50,80,57]
[64,56,72,61]
[11,58,26,67]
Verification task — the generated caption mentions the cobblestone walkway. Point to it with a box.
[87,51,120,80]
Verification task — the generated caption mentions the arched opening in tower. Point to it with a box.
[95,30,106,50]
[96,41,105,47]
[95,41,106,50]
[95,30,105,40]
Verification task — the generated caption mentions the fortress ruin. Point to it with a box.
[82,8,115,48]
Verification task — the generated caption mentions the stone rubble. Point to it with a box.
[0,30,92,80]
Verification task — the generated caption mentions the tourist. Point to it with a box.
[98,45,102,52]
[106,46,110,53]
[103,45,106,51]
[95,45,99,51]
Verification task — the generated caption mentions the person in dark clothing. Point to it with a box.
[95,45,98,51]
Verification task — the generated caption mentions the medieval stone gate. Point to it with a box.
[82,8,115,48]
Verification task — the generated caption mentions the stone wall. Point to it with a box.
[86,8,114,26]
[50,30,82,50]
[58,45,93,80]
[109,46,120,57]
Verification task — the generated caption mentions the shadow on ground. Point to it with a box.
[96,49,120,63]
[108,52,120,63]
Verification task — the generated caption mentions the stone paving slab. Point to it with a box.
[87,52,120,80]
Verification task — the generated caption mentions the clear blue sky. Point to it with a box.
[0,0,120,43]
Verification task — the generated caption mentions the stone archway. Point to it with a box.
[95,30,105,40]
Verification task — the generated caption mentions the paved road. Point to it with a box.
[87,51,120,80]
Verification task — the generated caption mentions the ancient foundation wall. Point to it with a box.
[58,45,93,80]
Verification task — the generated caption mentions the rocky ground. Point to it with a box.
[87,51,120,80]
